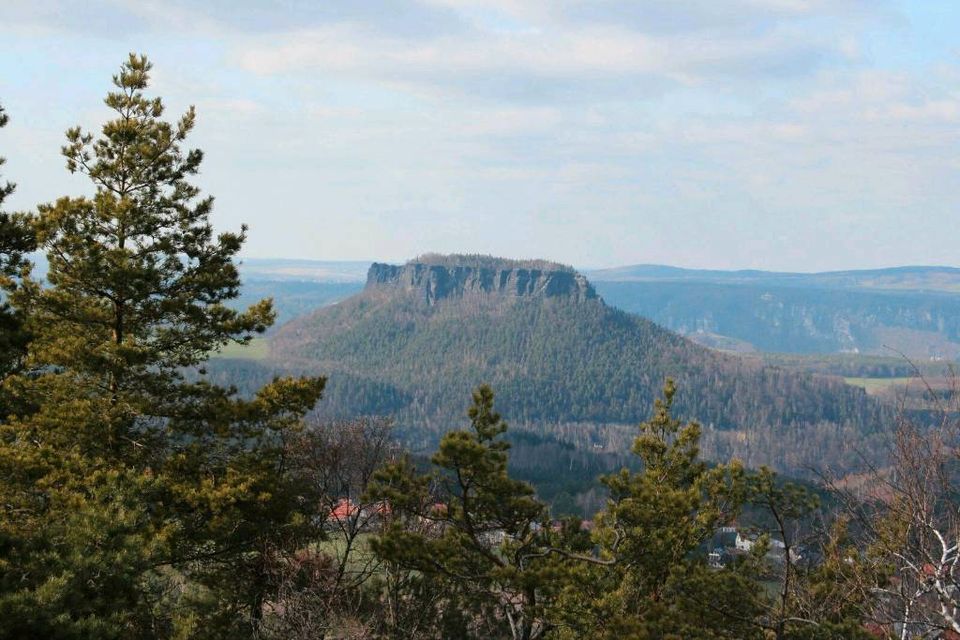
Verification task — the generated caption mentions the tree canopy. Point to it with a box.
[0,54,324,639]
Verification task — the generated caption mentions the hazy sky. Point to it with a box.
[1,1,958,270]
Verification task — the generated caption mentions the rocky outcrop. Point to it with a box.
[366,258,598,305]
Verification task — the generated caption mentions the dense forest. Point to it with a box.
[244,260,895,476]
[3,55,960,640]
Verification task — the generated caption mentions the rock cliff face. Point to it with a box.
[366,259,598,305]
[594,280,960,358]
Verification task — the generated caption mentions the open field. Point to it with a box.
[211,338,270,361]
[843,377,917,395]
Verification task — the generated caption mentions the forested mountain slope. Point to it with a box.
[589,265,960,357]
[245,256,893,475]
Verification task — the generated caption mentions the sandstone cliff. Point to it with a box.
[366,257,598,305]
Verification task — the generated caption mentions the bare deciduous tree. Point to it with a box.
[832,372,960,639]
[260,417,401,639]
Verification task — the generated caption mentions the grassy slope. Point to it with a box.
[211,337,270,361]
[843,376,917,395]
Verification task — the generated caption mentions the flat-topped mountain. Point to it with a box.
[230,259,960,357]
[254,254,891,477]
[366,255,596,305]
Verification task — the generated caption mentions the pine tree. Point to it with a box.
[0,103,30,271]
[0,55,325,639]
[0,103,35,382]
[778,518,877,640]
[574,379,757,639]
[0,104,39,623]
[370,385,564,640]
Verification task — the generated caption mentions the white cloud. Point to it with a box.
[234,17,852,93]
[2,0,958,270]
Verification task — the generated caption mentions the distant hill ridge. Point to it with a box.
[369,255,596,305]
[233,257,960,291]
[586,263,960,292]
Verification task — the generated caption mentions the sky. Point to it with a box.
[1,1,958,271]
